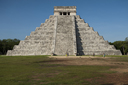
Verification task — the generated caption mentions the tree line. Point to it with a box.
[0,38,128,55]
[109,37,128,55]
[0,39,20,55]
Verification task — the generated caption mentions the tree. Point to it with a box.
[125,37,128,42]
[0,40,2,55]
[109,41,128,55]
[0,39,20,55]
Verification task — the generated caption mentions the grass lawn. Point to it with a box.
[0,55,128,85]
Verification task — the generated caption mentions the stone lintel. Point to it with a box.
[54,6,76,15]
[54,6,76,9]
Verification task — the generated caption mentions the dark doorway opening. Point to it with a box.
[68,12,70,15]
[63,12,66,15]
[60,12,62,15]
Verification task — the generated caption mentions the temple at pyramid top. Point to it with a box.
[54,6,76,15]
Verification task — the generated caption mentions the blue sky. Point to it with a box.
[0,0,128,42]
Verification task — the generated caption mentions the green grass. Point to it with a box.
[0,55,124,85]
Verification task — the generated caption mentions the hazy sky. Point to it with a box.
[0,0,128,42]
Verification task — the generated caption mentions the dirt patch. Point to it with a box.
[45,56,128,84]
[47,56,128,73]
[93,73,128,85]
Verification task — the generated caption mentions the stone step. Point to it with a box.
[25,35,53,40]
[19,40,52,44]
[17,44,52,48]
[35,26,54,31]
[77,35,103,40]
[78,27,94,31]
[74,15,81,19]
[13,47,50,51]
[78,30,99,35]
[81,42,109,45]
[43,22,54,27]
[76,23,89,27]
[45,17,55,22]
[35,27,54,30]
[78,34,100,39]
[76,19,85,23]
[13,47,51,51]
[49,15,56,19]
[40,23,44,27]
[77,38,104,43]
[79,40,108,44]
[8,49,51,56]
[77,50,121,55]
[77,43,109,47]
[45,19,54,24]
[34,30,54,33]
[13,44,52,49]
[40,23,54,27]
[30,31,54,36]
[40,18,54,26]
[77,41,109,47]
[79,34,100,38]
[77,45,115,51]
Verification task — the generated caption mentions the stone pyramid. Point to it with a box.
[6,6,122,56]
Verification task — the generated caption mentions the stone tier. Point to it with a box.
[78,50,121,55]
